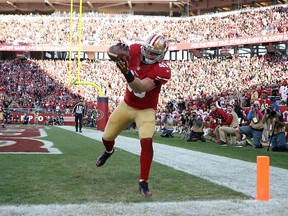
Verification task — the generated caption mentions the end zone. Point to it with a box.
[0,125,62,154]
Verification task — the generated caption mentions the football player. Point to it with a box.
[96,33,171,197]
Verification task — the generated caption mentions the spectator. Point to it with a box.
[279,81,288,105]
[216,97,226,110]
[208,102,231,145]
[242,94,251,108]
[258,89,272,110]
[216,104,239,146]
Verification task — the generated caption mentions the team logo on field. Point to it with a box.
[0,126,62,154]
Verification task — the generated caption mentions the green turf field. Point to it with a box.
[0,126,287,205]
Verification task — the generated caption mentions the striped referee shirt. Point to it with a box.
[73,103,85,115]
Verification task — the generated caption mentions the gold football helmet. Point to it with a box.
[141,34,168,64]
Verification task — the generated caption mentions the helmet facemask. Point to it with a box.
[141,34,168,64]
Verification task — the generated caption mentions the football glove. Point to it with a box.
[116,59,128,74]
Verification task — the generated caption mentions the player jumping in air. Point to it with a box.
[96,33,171,197]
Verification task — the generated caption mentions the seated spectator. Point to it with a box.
[207,102,231,145]
[216,104,239,145]
[187,111,206,142]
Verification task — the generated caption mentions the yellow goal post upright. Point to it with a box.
[67,0,108,130]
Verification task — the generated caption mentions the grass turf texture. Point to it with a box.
[1,126,286,205]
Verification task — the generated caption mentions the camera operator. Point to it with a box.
[187,111,206,142]
[178,113,191,138]
[263,106,288,152]
[235,100,264,148]
[160,113,174,138]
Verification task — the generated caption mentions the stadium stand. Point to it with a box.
[0,3,287,128]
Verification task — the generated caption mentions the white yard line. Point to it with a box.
[1,126,288,216]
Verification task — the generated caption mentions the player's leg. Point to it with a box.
[75,115,79,132]
[79,115,83,132]
[96,102,135,167]
[135,108,155,197]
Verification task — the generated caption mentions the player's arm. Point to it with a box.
[128,77,158,93]
[116,59,161,93]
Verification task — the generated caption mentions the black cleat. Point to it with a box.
[96,149,114,167]
[139,181,152,197]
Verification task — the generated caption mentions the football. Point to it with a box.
[107,44,130,62]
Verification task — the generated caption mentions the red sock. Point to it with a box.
[140,138,153,181]
[102,138,115,152]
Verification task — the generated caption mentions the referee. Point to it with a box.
[72,99,85,133]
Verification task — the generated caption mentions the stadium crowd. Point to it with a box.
[0,4,287,45]
[0,4,288,150]
[0,53,287,113]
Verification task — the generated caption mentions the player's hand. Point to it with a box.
[116,59,128,74]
